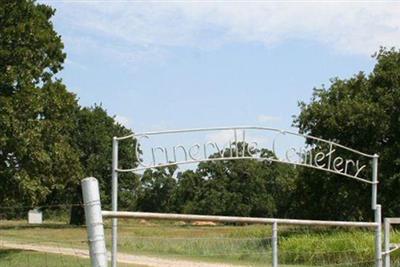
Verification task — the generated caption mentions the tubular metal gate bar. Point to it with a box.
[83,126,386,267]
[383,218,400,267]
[83,177,382,267]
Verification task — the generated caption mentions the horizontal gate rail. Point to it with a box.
[102,210,377,228]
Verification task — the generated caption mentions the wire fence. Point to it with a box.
[0,204,398,267]
[107,218,381,267]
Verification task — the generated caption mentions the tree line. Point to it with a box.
[1,1,400,224]
[0,1,137,224]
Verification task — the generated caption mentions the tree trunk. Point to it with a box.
[69,185,85,225]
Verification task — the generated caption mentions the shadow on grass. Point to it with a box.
[0,248,25,260]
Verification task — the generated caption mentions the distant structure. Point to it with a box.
[28,208,42,224]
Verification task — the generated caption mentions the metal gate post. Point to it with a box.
[272,222,278,267]
[82,177,108,267]
[384,218,390,267]
[372,155,379,210]
[375,205,382,267]
[111,137,119,267]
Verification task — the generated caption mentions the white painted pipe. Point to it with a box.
[384,218,390,267]
[375,205,382,267]
[272,222,278,267]
[102,211,378,227]
[111,137,119,267]
[82,177,108,267]
[372,155,379,209]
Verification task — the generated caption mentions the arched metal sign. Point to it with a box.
[113,126,378,205]
[117,126,376,182]
[109,126,381,267]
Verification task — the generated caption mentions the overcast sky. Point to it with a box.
[41,0,400,141]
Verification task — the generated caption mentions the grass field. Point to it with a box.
[0,218,399,267]
[0,248,91,267]
[0,248,149,267]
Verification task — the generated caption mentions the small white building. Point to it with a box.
[28,208,42,224]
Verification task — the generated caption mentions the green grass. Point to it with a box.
[1,219,400,266]
[0,248,91,267]
[0,248,147,267]
[113,222,273,265]
[280,230,374,266]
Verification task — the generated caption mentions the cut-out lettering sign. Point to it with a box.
[119,127,373,183]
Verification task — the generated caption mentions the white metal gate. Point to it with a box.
[83,126,385,267]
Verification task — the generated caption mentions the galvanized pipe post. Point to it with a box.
[111,137,119,267]
[372,155,382,267]
[272,222,278,267]
[372,154,379,210]
[82,177,108,267]
[375,205,382,267]
[384,218,390,267]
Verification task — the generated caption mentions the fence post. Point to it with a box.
[375,204,382,267]
[384,218,390,267]
[372,154,378,210]
[82,177,108,267]
[272,222,278,267]
[111,137,119,267]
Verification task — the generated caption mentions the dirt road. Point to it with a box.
[1,240,247,267]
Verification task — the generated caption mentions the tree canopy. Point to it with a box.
[136,144,298,218]
[0,0,65,92]
[294,48,400,219]
[0,0,80,209]
[0,1,138,224]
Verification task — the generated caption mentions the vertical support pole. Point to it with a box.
[384,218,390,267]
[372,154,379,210]
[272,222,278,267]
[372,154,381,267]
[82,177,108,267]
[375,204,382,267]
[111,137,118,267]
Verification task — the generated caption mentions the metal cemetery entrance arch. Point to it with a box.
[107,126,381,267]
